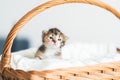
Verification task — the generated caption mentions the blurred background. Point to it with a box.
[0,0,120,54]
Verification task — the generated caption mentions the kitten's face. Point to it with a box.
[42,28,68,48]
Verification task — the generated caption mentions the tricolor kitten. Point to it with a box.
[35,28,68,59]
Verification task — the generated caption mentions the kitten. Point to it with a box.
[35,28,68,59]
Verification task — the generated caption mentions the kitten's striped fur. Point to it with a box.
[35,28,68,59]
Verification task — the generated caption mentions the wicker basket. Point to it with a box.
[1,0,120,80]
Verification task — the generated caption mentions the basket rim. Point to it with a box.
[1,0,120,72]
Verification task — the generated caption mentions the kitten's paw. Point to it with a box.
[35,54,47,60]
[39,56,45,60]
[35,51,45,60]
[35,56,44,60]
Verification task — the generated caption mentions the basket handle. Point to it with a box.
[1,0,120,69]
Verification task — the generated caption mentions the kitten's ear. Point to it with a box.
[64,35,69,40]
[42,30,47,37]
[42,30,47,34]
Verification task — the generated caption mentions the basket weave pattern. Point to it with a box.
[32,61,120,80]
[0,0,120,80]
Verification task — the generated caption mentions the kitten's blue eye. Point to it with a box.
[58,39,61,41]
[49,37,53,39]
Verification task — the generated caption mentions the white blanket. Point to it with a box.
[1,42,120,71]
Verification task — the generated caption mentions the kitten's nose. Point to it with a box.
[52,39,56,43]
